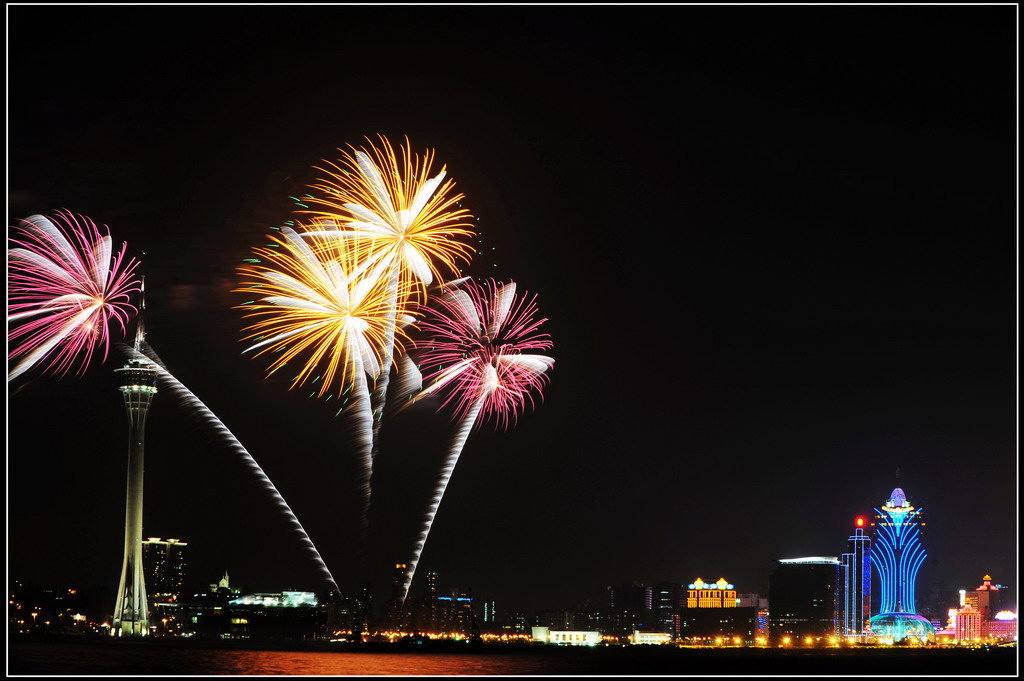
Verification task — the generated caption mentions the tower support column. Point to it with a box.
[111,357,158,637]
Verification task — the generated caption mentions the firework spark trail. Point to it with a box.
[235,223,410,547]
[128,342,340,592]
[401,393,485,606]
[8,211,140,382]
[299,136,477,460]
[398,279,554,604]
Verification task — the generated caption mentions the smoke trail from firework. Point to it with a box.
[398,279,554,604]
[8,211,140,382]
[127,342,340,592]
[299,136,477,459]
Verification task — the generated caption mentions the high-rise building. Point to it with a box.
[969,574,1006,621]
[607,582,653,636]
[352,582,371,639]
[652,582,682,637]
[870,487,926,614]
[867,486,934,643]
[768,557,841,643]
[422,571,438,633]
[111,352,159,637]
[839,517,871,640]
[436,588,476,636]
[385,563,410,632]
[142,538,188,602]
[867,487,933,643]
[482,600,497,628]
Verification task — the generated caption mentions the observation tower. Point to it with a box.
[111,278,157,637]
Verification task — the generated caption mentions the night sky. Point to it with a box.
[8,5,1017,618]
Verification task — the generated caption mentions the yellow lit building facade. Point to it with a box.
[687,578,737,608]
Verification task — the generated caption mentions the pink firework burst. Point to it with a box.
[8,210,141,381]
[397,279,553,605]
[414,278,555,429]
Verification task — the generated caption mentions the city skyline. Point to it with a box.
[7,5,1016,617]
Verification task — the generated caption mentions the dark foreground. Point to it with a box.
[7,635,1018,676]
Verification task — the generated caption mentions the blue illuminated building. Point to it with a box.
[868,487,933,643]
[839,517,871,641]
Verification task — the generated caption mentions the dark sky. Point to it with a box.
[8,5,1017,618]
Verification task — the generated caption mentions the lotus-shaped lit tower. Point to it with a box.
[868,487,933,644]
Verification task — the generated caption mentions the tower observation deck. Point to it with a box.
[111,356,158,636]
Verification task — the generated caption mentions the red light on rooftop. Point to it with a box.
[855,517,866,528]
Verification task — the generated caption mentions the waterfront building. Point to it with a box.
[839,517,871,641]
[170,590,324,640]
[531,626,602,646]
[768,557,840,643]
[142,538,187,603]
[686,577,737,608]
[111,336,159,637]
[629,630,673,645]
[868,487,933,644]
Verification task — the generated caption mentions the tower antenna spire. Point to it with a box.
[134,257,147,351]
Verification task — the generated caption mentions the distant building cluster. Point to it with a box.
[933,575,1016,644]
[9,485,1017,646]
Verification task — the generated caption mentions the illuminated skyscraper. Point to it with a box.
[839,517,871,640]
[111,355,159,636]
[868,487,933,643]
[112,279,158,637]
[870,487,926,614]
